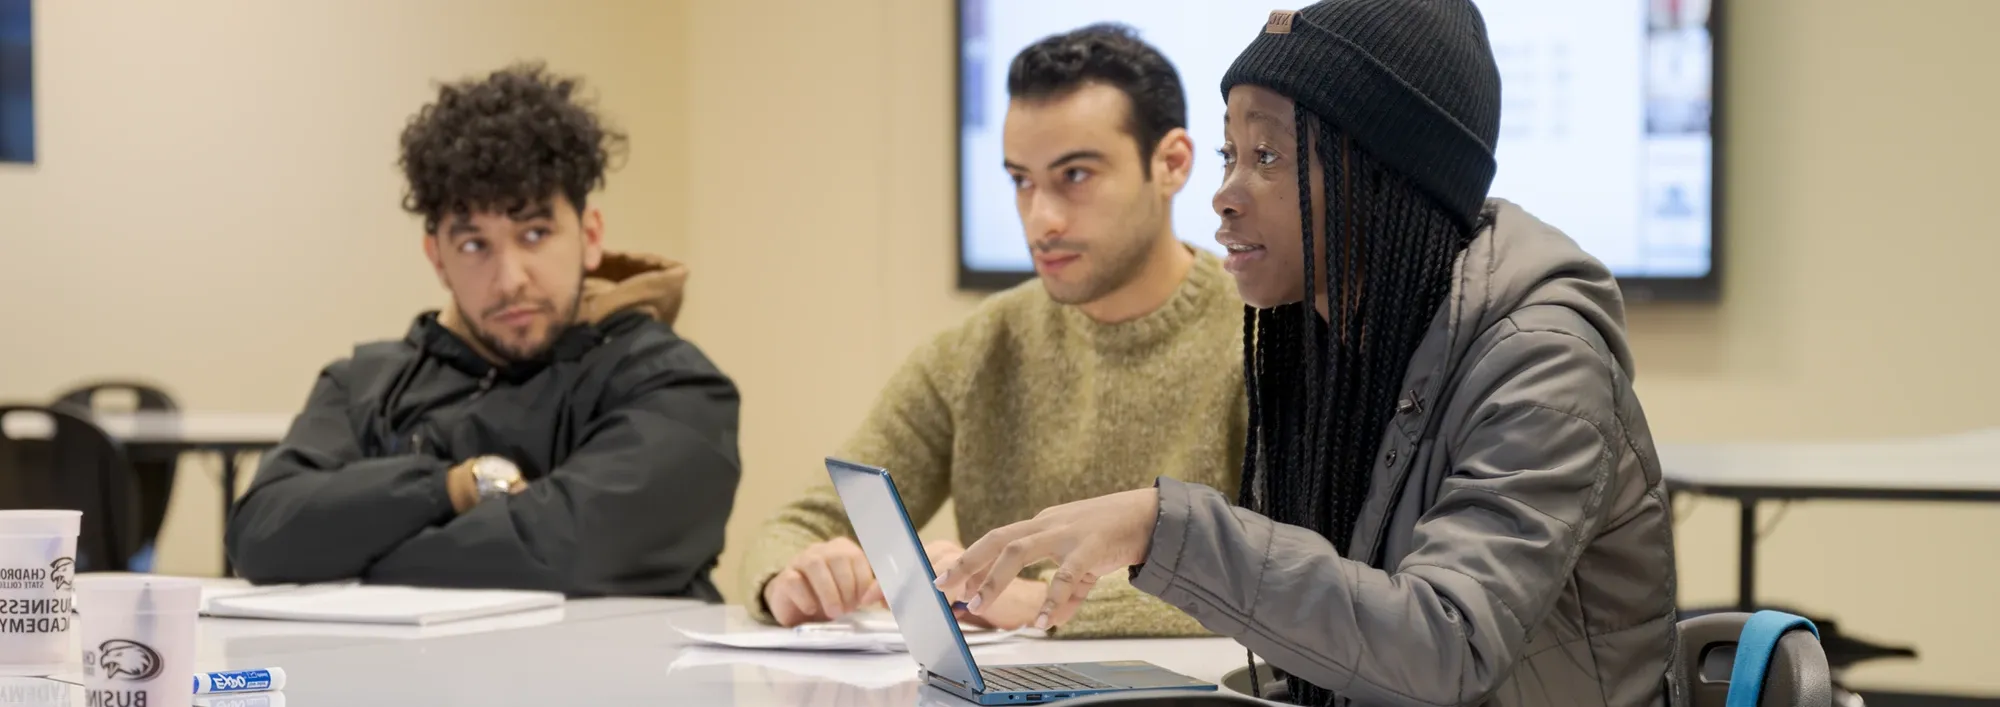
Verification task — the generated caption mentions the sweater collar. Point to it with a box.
[1060,247,1231,355]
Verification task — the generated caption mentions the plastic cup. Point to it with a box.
[78,575,201,707]
[0,511,81,676]
[0,677,71,706]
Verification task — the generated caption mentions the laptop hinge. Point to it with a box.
[929,671,973,691]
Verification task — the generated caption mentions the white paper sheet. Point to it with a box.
[673,624,1020,653]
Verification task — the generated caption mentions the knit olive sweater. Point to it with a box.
[743,248,1247,638]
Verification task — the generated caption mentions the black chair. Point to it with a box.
[1677,611,1833,707]
[0,405,145,572]
[1218,662,1284,703]
[1210,612,1833,707]
[55,381,178,416]
[1679,603,1910,701]
[55,381,179,569]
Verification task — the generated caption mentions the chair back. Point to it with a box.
[54,381,180,570]
[1677,611,1834,707]
[55,381,178,414]
[0,405,143,571]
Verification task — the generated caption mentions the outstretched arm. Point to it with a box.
[938,326,1627,705]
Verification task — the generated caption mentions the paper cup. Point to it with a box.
[78,576,200,707]
[0,511,80,676]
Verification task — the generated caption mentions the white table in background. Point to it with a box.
[1659,429,2000,612]
[3,410,295,573]
[5,410,295,447]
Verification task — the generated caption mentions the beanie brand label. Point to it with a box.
[1265,10,1295,34]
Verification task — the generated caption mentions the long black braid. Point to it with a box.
[1236,105,1482,707]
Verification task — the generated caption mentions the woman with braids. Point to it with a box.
[934,2,1678,706]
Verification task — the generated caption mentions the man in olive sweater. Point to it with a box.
[742,25,1245,638]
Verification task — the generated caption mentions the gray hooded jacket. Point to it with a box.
[1131,200,1679,707]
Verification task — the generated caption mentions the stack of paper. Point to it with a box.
[201,585,565,626]
[199,581,314,612]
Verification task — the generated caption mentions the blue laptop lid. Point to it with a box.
[824,457,986,692]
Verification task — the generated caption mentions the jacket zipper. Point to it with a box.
[1361,388,1428,567]
[468,369,498,401]
[393,369,496,456]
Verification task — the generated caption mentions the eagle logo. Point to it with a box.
[96,639,163,681]
[47,557,73,591]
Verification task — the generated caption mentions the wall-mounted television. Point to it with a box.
[956,0,1722,301]
[0,0,31,164]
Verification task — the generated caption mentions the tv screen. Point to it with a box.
[957,0,1721,301]
[0,0,30,164]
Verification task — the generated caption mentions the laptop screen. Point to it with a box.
[825,458,984,691]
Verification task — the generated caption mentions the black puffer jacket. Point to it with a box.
[226,258,740,600]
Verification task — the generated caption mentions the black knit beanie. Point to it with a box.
[1222,0,1502,229]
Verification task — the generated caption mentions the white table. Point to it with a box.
[4,412,296,448]
[3,410,294,572]
[52,576,710,683]
[1659,429,2000,611]
[27,604,1257,706]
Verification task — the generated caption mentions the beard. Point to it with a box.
[1041,199,1164,306]
[459,271,586,364]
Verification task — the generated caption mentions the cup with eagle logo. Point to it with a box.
[0,511,80,676]
[77,576,200,707]
[0,676,71,706]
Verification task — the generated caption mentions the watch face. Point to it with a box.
[474,457,521,496]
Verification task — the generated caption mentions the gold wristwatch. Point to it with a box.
[470,456,523,501]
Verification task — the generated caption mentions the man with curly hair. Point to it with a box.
[225,63,742,600]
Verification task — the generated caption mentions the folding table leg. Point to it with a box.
[1736,498,1757,611]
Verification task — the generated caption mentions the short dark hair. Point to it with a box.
[398,62,627,234]
[1006,23,1187,178]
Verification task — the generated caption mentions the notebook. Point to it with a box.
[201,584,565,626]
[199,581,313,612]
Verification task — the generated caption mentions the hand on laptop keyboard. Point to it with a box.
[934,488,1160,631]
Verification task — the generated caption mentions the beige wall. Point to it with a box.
[1627,0,2000,694]
[4,0,1996,696]
[674,0,982,608]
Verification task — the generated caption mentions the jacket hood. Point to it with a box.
[1451,198,1635,379]
[578,251,689,327]
[435,250,690,367]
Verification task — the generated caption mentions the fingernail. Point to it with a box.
[932,574,948,588]
[1034,613,1049,630]
[966,595,983,613]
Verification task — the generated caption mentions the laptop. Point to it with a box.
[825,456,1218,705]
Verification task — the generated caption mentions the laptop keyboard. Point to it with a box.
[981,665,1113,693]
